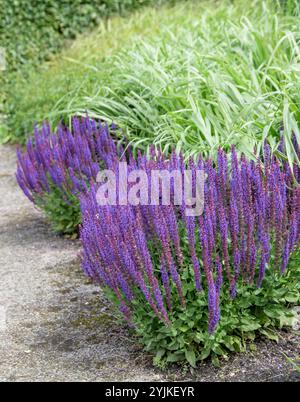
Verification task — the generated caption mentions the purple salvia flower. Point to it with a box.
[229,196,240,279]
[218,205,236,297]
[257,233,270,287]
[186,216,202,291]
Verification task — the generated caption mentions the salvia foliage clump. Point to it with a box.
[80,143,300,334]
[16,117,122,233]
[16,118,300,366]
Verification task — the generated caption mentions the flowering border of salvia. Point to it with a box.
[80,142,300,333]
[16,118,300,333]
[16,117,122,223]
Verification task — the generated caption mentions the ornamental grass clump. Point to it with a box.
[80,145,300,366]
[16,117,121,234]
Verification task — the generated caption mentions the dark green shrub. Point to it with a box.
[0,0,173,72]
[0,0,177,143]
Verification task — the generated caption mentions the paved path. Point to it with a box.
[0,145,299,382]
[0,145,161,382]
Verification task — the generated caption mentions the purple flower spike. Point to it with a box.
[19,120,299,333]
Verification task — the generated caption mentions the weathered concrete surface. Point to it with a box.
[0,145,161,382]
[0,145,299,382]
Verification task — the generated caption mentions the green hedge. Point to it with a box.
[0,0,170,72]
[0,0,176,142]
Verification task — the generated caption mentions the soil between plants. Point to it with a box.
[0,144,299,382]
